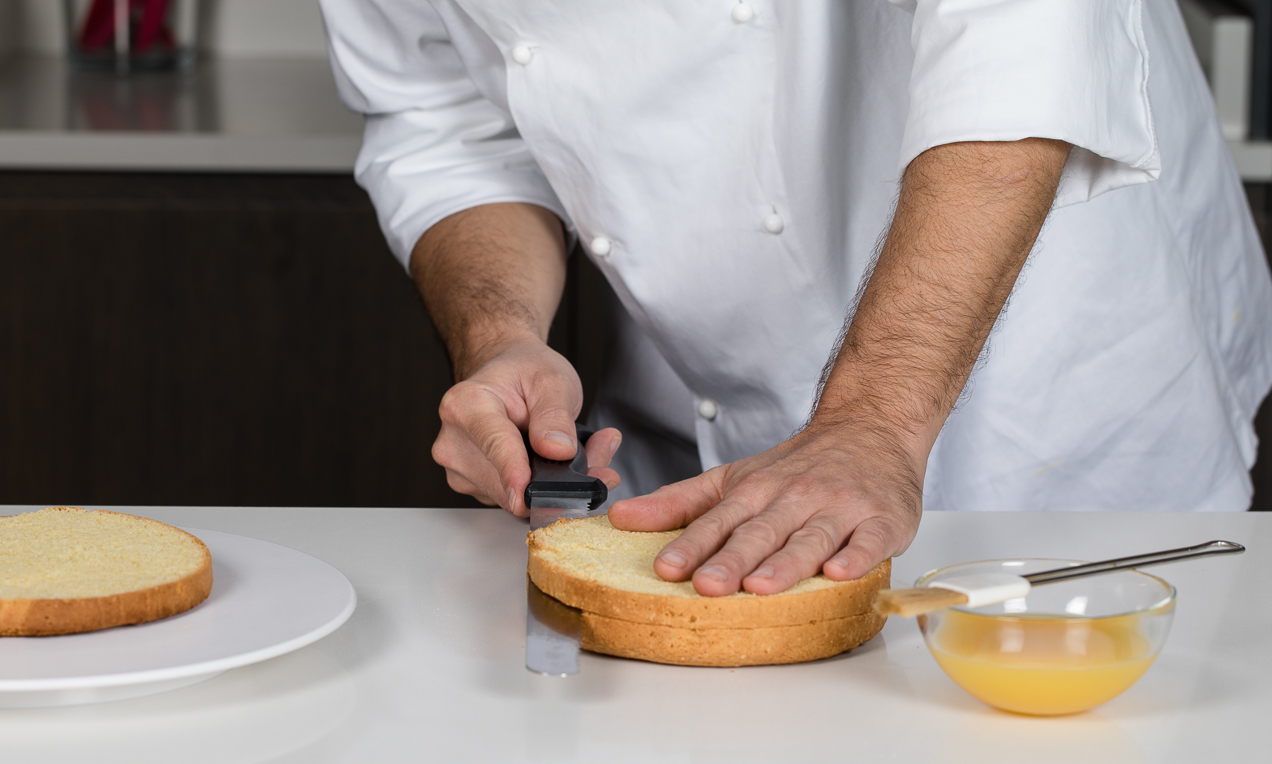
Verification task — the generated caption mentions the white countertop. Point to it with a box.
[0,57,361,172]
[0,506,1267,763]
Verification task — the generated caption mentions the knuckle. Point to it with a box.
[532,366,580,398]
[690,512,731,539]
[475,429,502,459]
[732,520,779,549]
[706,551,745,574]
[430,439,452,469]
[791,523,838,554]
[437,386,471,422]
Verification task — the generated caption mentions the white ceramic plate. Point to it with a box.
[0,528,356,708]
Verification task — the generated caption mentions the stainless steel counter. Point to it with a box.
[0,506,1267,762]
[0,57,360,172]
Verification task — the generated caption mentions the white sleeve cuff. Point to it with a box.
[320,0,571,269]
[898,0,1160,208]
[356,108,572,269]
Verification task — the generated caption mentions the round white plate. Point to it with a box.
[0,528,356,708]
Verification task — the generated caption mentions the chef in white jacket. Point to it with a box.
[319,0,1272,596]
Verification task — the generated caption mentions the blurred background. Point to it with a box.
[0,0,1269,510]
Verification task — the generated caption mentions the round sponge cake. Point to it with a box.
[528,515,889,666]
[0,507,213,636]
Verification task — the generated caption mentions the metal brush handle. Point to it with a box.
[1025,540,1245,585]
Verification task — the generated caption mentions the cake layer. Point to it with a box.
[581,610,887,667]
[528,515,890,632]
[0,507,213,636]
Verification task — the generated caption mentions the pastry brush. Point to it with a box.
[873,540,1244,618]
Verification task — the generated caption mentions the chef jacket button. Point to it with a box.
[590,235,613,257]
[697,398,720,421]
[763,212,784,234]
[731,3,755,23]
[511,45,534,65]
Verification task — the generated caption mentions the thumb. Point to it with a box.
[608,468,725,532]
[524,387,580,462]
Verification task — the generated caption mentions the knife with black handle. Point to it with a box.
[524,428,607,676]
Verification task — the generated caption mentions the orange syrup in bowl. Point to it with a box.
[925,609,1164,715]
[917,559,1176,716]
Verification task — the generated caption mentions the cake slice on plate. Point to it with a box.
[0,507,213,636]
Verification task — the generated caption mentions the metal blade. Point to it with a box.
[525,577,583,676]
[529,495,592,532]
[523,429,605,676]
[526,496,589,675]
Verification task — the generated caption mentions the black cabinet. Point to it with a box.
[0,172,611,508]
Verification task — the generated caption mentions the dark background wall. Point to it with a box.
[0,171,612,509]
[1,171,1269,510]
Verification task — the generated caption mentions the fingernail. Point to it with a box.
[697,564,729,582]
[507,487,518,510]
[658,550,687,569]
[750,565,775,580]
[543,430,574,447]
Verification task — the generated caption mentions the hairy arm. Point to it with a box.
[413,203,567,379]
[609,138,1070,595]
[820,138,1070,495]
[414,203,621,514]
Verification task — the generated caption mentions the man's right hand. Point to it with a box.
[430,335,622,516]
[410,202,621,515]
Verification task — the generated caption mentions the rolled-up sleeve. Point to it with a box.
[319,0,568,267]
[889,0,1159,207]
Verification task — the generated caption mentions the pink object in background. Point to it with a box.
[67,0,190,74]
[78,0,172,54]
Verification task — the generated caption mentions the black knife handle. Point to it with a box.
[524,427,608,511]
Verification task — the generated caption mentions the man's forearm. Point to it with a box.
[410,203,568,380]
[814,139,1070,457]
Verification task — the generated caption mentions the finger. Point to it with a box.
[742,511,857,595]
[650,491,774,590]
[584,428,622,470]
[431,422,521,514]
[823,516,903,581]
[607,468,725,533]
[524,375,582,462]
[442,470,492,504]
[582,428,623,491]
[587,467,621,492]
[441,391,532,515]
[686,494,820,596]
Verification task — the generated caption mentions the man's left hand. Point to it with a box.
[607,418,921,596]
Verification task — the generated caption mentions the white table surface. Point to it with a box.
[0,506,1266,763]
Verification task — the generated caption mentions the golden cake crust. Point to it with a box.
[581,610,888,667]
[527,515,889,666]
[0,507,213,637]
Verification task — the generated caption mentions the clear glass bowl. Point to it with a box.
[916,559,1175,716]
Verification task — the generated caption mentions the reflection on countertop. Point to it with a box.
[0,56,362,172]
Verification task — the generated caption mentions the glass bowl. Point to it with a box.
[916,559,1175,716]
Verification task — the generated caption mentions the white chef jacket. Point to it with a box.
[320,0,1272,512]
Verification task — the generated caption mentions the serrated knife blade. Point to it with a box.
[524,429,606,676]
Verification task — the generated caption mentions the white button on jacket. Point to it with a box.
[321,0,1272,512]
[589,235,612,258]
[510,44,532,65]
